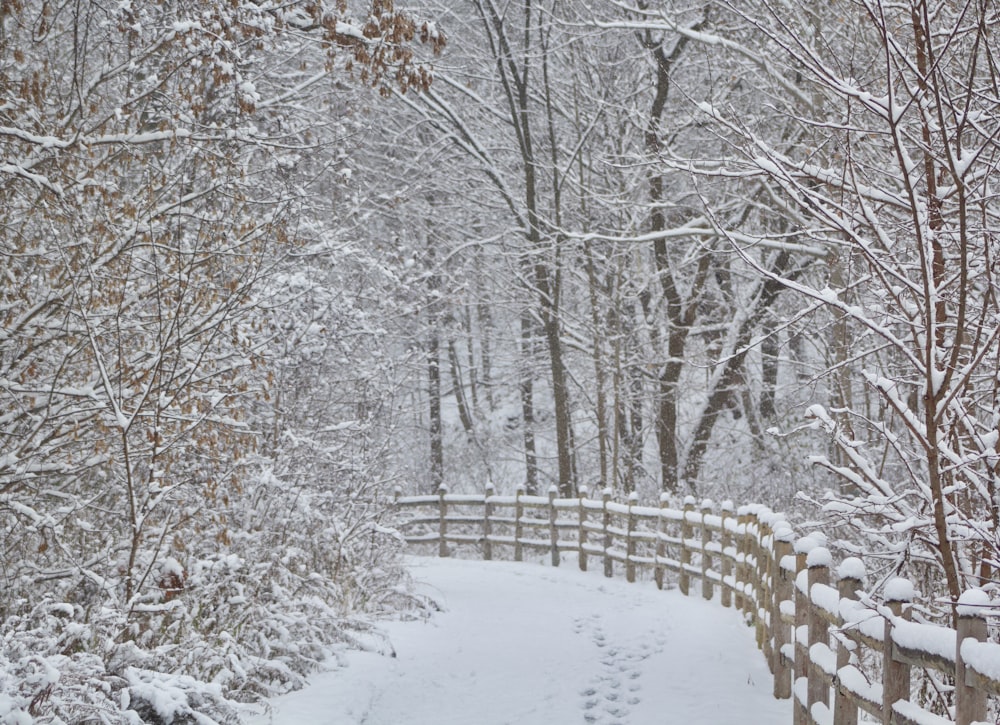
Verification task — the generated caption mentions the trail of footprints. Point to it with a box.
[572,614,667,725]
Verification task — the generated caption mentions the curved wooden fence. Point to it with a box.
[394,484,1000,725]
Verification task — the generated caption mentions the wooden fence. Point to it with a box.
[394,484,1000,725]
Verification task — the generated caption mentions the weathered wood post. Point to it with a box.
[548,486,560,567]
[882,578,913,725]
[578,486,589,572]
[655,493,669,590]
[759,513,776,668]
[438,484,449,558]
[483,483,496,561]
[720,501,734,608]
[626,491,638,584]
[749,508,766,651]
[735,507,750,613]
[602,488,613,578]
[514,483,525,563]
[807,547,831,716]
[955,589,989,725]
[792,535,817,725]
[833,557,865,725]
[701,499,714,600]
[679,497,695,596]
[771,524,795,700]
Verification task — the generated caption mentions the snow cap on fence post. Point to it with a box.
[955,589,990,725]
[393,485,402,502]
[956,588,990,617]
[836,557,866,584]
[794,535,817,580]
[806,546,832,570]
[884,577,914,604]
[485,482,496,497]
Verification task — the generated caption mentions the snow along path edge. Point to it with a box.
[246,556,788,725]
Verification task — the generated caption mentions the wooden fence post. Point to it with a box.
[483,483,495,561]
[833,558,865,725]
[749,509,766,651]
[701,499,714,600]
[626,491,638,583]
[514,483,525,563]
[955,590,989,725]
[438,484,449,558]
[792,536,815,725]
[759,514,776,668]
[578,486,589,572]
[679,497,695,596]
[882,578,913,725]
[720,501,734,608]
[771,527,795,700]
[548,486,560,567]
[655,493,669,590]
[807,547,831,716]
[602,488,613,578]
[735,507,749,613]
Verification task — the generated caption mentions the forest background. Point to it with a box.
[1,0,998,722]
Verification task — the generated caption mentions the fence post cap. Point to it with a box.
[393,485,403,498]
[720,499,734,512]
[627,491,639,503]
[884,577,915,603]
[806,546,832,568]
[683,495,697,506]
[756,508,774,525]
[602,487,613,499]
[957,589,991,618]
[485,482,496,494]
[794,536,819,555]
[773,523,796,543]
[516,483,526,494]
[547,484,558,496]
[837,557,866,581]
[700,498,714,511]
[659,492,671,505]
[437,484,449,495]
[579,485,589,499]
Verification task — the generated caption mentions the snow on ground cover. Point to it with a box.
[248,557,788,725]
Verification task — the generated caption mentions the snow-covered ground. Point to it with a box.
[247,556,788,725]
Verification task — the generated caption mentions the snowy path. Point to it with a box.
[248,557,788,725]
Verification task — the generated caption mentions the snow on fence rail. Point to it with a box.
[393,484,1000,725]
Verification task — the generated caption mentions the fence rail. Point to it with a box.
[394,484,1000,725]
